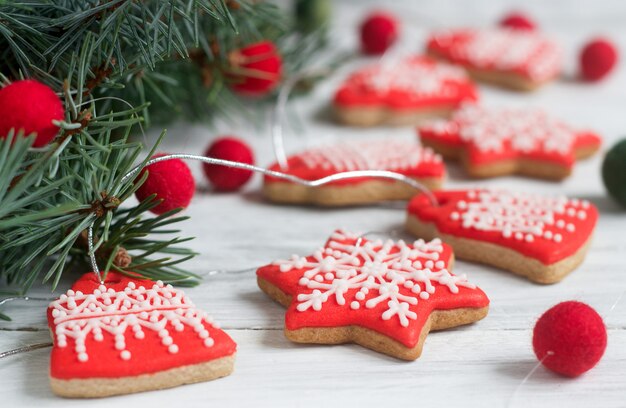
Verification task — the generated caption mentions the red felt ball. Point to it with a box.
[203,137,255,192]
[360,11,399,55]
[0,79,64,147]
[533,301,607,377]
[580,38,618,81]
[499,11,536,31]
[229,41,282,96]
[135,154,195,215]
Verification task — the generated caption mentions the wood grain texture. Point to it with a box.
[2,0,626,406]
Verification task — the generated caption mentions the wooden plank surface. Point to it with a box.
[2,0,626,406]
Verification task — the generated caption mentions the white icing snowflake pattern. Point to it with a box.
[354,58,469,98]
[450,190,590,243]
[274,230,476,327]
[298,140,442,172]
[50,280,217,362]
[423,105,578,156]
[432,28,561,81]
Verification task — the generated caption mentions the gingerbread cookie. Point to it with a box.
[426,28,562,91]
[406,189,598,284]
[334,56,478,126]
[257,230,489,360]
[264,140,446,206]
[418,105,601,180]
[48,272,236,398]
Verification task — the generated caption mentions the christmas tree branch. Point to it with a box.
[0,0,329,297]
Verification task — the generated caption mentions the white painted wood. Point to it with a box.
[1,329,626,407]
[2,0,626,406]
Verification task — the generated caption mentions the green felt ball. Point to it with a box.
[295,0,331,33]
[602,139,626,208]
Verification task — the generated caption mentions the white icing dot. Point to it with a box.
[204,338,215,347]
[168,344,179,354]
[420,292,430,300]
[120,350,131,360]
[78,353,88,362]
[578,211,587,220]
[553,233,563,243]
[350,301,360,310]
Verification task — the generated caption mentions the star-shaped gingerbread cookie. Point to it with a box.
[406,189,599,283]
[257,230,489,360]
[418,105,601,180]
[48,272,237,398]
[334,55,479,126]
[264,139,446,206]
[426,28,562,91]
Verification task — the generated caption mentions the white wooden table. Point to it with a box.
[2,1,626,406]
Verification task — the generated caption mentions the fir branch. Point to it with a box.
[0,0,329,296]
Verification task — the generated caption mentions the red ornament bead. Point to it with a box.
[203,137,255,192]
[229,41,282,96]
[580,38,618,81]
[135,154,195,215]
[0,79,64,147]
[499,11,536,31]
[533,301,607,377]
[360,11,399,55]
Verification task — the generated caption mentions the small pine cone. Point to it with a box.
[114,247,132,268]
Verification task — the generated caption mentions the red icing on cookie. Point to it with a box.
[418,105,602,170]
[427,28,562,82]
[264,140,446,186]
[407,189,598,265]
[257,230,489,348]
[48,272,237,380]
[334,56,478,110]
